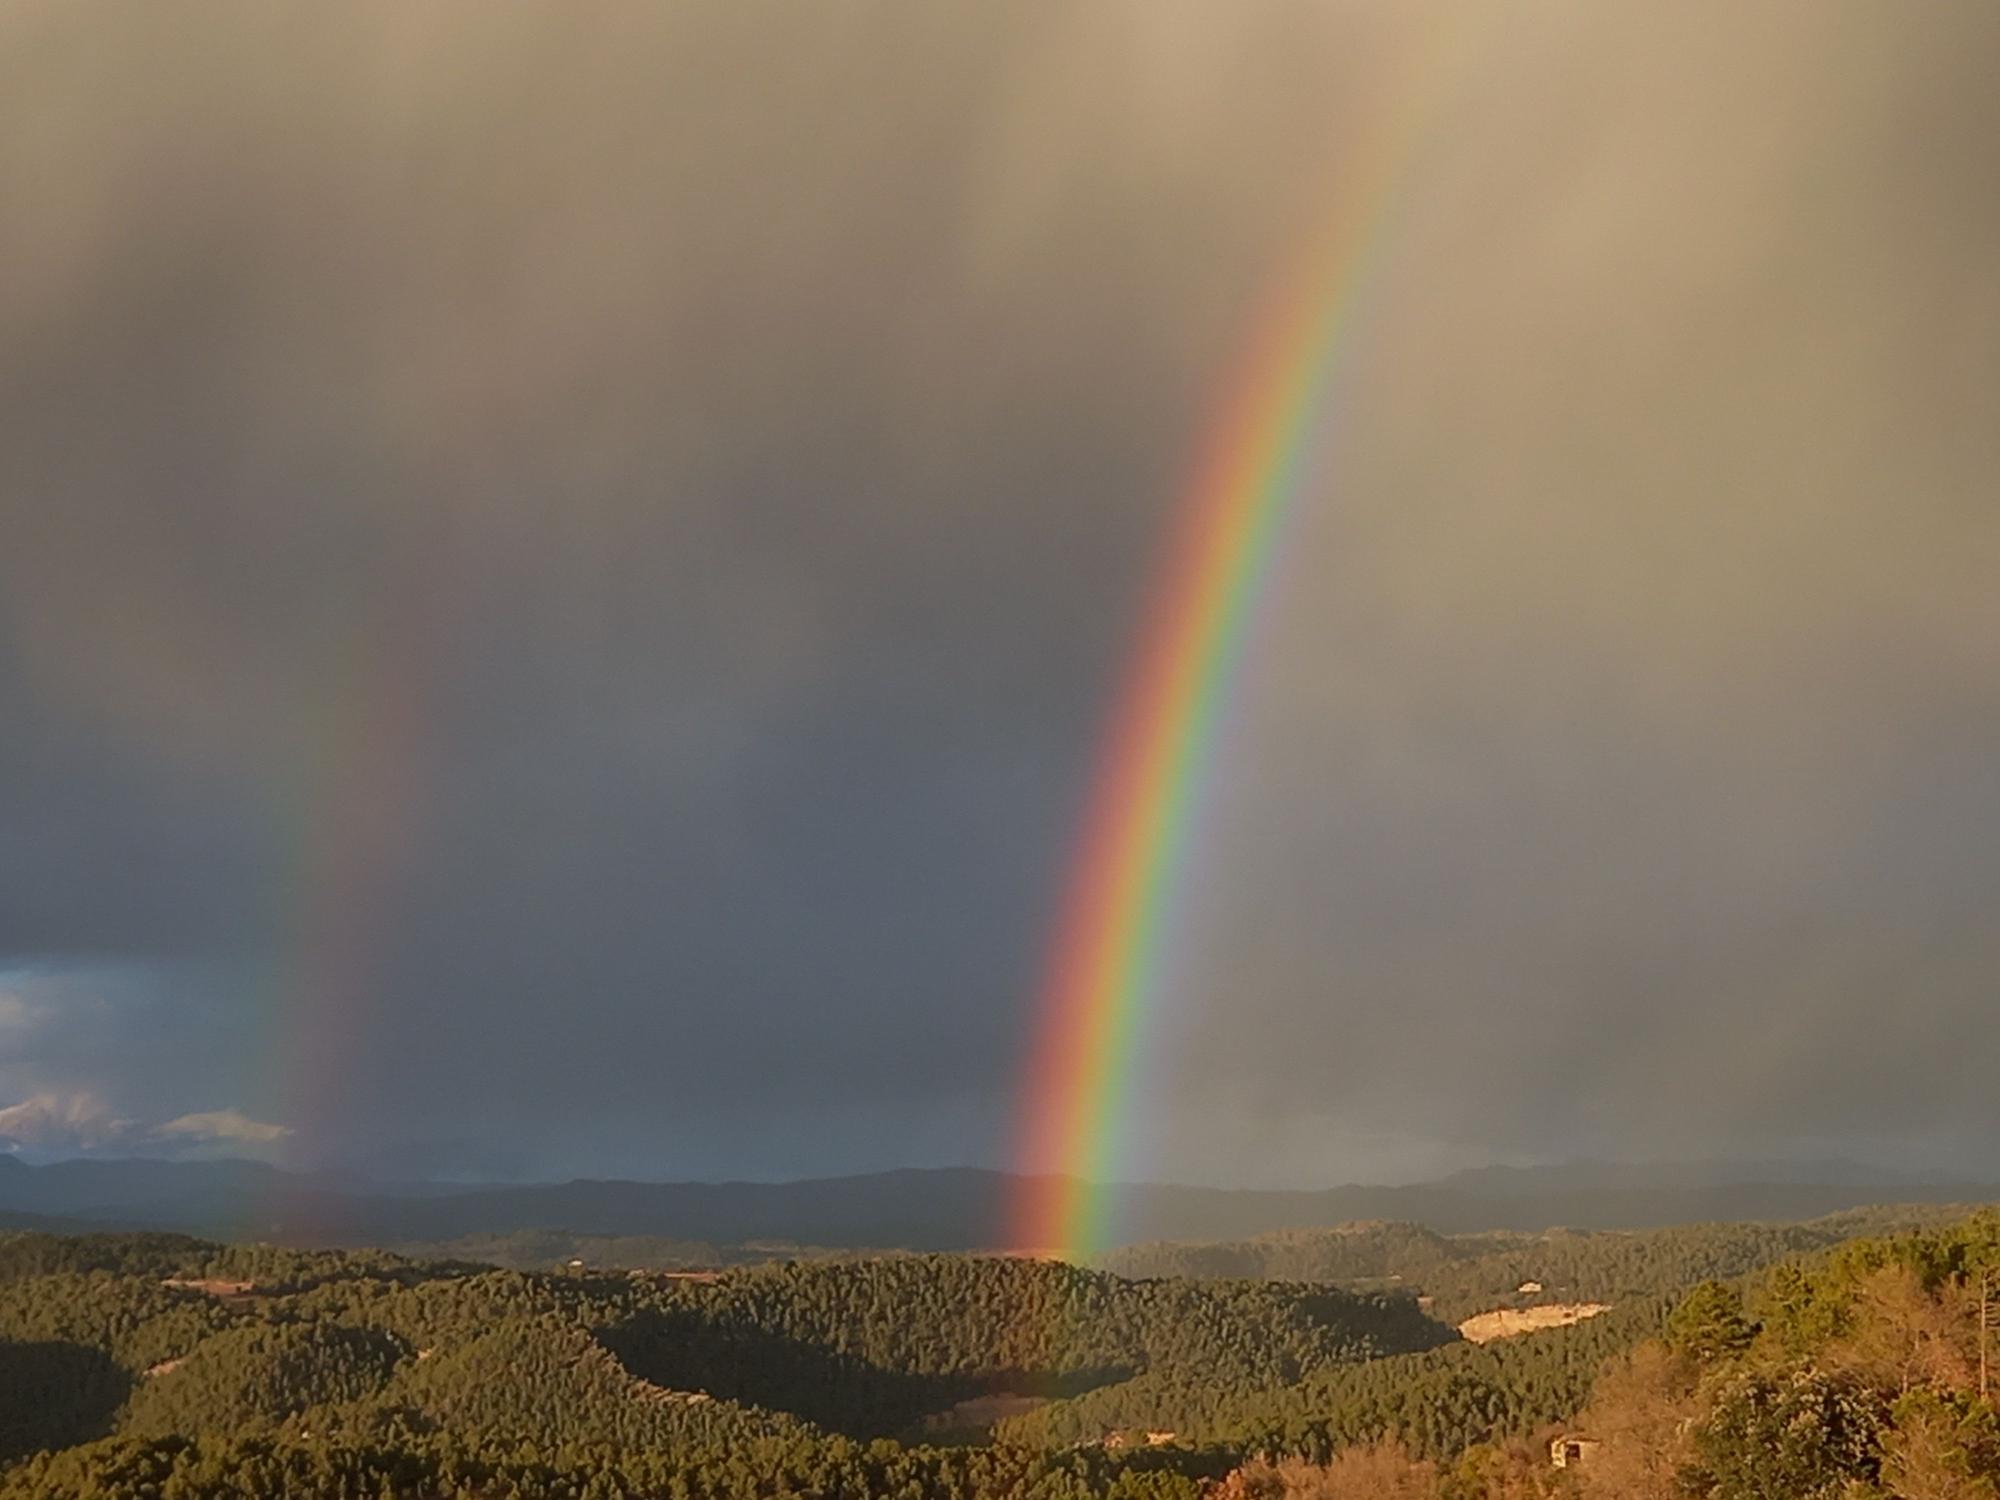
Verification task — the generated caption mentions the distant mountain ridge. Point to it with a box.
[1,1155,1992,1252]
[1426,1157,1942,1195]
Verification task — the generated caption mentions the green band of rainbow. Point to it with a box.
[1010,46,1455,1261]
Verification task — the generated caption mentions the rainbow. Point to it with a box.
[258,541,461,1200]
[1010,52,1457,1261]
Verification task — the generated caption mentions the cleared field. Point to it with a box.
[1456,1302,1610,1344]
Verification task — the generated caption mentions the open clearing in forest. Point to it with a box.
[1456,1303,1611,1343]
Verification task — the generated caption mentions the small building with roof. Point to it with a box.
[1550,1434,1600,1469]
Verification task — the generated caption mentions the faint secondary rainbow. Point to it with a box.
[1010,52,1457,1262]
[250,531,467,1226]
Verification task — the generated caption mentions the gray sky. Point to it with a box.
[2,2,1996,1184]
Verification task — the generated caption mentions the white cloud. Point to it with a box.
[0,1091,139,1151]
[0,962,270,1148]
[0,1089,288,1159]
[154,1108,291,1147]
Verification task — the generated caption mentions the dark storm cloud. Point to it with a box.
[1,2,1996,1182]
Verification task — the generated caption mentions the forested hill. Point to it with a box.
[0,1231,1447,1498]
[1099,1204,1981,1322]
[1205,1210,2000,1497]
[9,1215,1999,1497]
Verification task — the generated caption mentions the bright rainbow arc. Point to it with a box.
[1010,56,1454,1262]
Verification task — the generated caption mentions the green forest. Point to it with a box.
[1213,1210,2000,1499]
[4,1212,1998,1498]
[1099,1206,1976,1323]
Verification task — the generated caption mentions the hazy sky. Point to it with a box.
[2,2,1997,1184]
